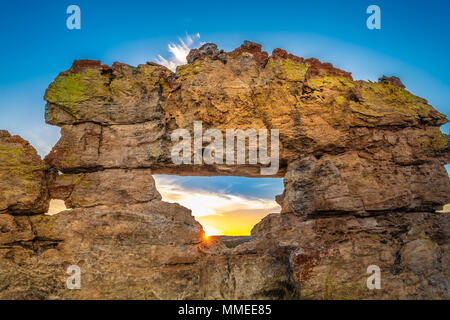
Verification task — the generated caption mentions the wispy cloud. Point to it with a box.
[154,175,280,235]
[156,33,201,71]
[154,176,279,217]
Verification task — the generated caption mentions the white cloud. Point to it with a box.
[153,176,280,217]
[156,33,201,72]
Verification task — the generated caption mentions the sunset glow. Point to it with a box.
[154,176,281,236]
[45,177,282,237]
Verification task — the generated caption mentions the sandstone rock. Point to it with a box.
[0,131,49,214]
[3,206,447,299]
[444,133,450,163]
[186,43,226,64]
[378,75,406,89]
[45,123,102,171]
[276,156,318,215]
[45,60,170,125]
[1,41,449,300]
[227,41,269,65]
[278,151,450,216]
[252,211,450,299]
[271,48,304,64]
[0,214,34,245]
[45,122,169,172]
[401,239,440,276]
[0,201,206,299]
[304,57,353,80]
[45,42,448,182]
[50,169,161,208]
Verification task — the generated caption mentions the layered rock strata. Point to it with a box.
[0,41,449,299]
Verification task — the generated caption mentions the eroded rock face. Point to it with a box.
[252,211,450,299]
[278,149,450,217]
[43,41,449,216]
[0,202,206,299]
[49,169,161,208]
[45,60,170,125]
[0,41,449,299]
[0,131,49,214]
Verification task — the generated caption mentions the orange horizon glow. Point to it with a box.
[154,176,281,236]
[45,177,283,237]
[45,188,450,237]
[45,194,280,236]
[195,210,270,236]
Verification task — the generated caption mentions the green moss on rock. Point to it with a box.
[176,62,202,78]
[359,82,438,121]
[0,146,24,163]
[158,78,169,91]
[45,68,109,109]
[266,58,309,82]
[308,76,354,90]
[322,268,367,300]
[422,129,448,152]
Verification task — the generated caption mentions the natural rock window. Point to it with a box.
[153,175,283,237]
[46,199,70,215]
[1,41,449,299]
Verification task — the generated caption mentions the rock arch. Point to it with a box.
[1,41,449,299]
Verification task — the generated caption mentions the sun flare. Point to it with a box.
[154,176,281,236]
[202,226,222,238]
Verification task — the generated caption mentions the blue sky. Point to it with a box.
[0,0,449,206]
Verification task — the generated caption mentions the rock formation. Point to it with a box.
[0,131,49,214]
[1,41,449,299]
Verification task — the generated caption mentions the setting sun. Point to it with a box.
[202,226,223,238]
[154,176,281,236]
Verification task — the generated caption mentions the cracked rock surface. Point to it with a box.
[0,41,449,299]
